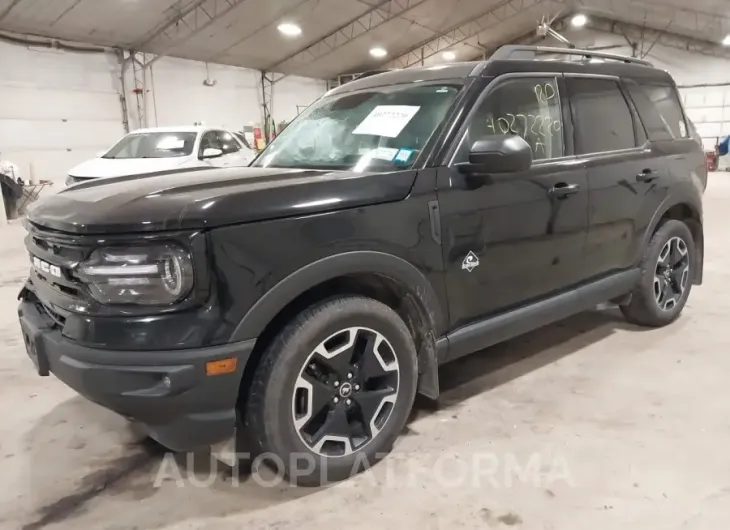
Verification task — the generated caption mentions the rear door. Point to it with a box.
[566,75,669,279]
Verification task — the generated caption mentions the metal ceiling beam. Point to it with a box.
[564,0,730,35]
[582,15,730,59]
[134,0,210,48]
[205,0,311,62]
[460,18,565,61]
[267,0,428,72]
[457,7,730,63]
[135,0,251,69]
[383,0,547,70]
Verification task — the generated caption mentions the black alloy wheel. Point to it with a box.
[243,296,418,485]
[621,219,695,327]
[653,236,690,312]
[292,326,400,457]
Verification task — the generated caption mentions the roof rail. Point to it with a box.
[491,45,653,66]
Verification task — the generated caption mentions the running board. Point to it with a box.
[440,269,640,364]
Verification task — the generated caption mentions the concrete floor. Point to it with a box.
[2,177,730,530]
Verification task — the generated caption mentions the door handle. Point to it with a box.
[549,182,580,198]
[636,168,658,182]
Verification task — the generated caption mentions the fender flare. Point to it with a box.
[230,251,446,342]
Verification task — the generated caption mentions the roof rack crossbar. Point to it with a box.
[491,45,653,66]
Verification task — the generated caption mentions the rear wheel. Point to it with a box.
[621,219,695,327]
[243,296,418,485]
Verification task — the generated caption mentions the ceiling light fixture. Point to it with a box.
[277,23,302,37]
[442,51,456,61]
[571,14,587,27]
[723,34,730,46]
[369,46,387,58]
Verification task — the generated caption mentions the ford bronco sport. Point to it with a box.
[18,45,705,484]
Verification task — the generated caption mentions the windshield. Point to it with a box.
[103,132,197,159]
[252,82,462,171]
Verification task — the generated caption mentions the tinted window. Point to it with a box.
[456,77,564,162]
[640,84,688,139]
[567,78,636,154]
[625,81,673,141]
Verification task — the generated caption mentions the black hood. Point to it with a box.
[26,166,417,234]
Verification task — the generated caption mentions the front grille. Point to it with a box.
[24,224,91,303]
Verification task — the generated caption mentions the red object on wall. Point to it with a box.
[253,124,264,151]
[706,151,718,172]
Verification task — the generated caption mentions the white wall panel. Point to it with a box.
[273,76,326,121]
[132,57,326,132]
[139,58,261,132]
[0,41,124,188]
[1,40,327,191]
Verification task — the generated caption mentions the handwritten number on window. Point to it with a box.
[534,82,556,103]
[477,81,562,157]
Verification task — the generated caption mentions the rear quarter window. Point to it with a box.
[628,82,689,140]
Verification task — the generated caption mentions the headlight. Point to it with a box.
[77,244,194,305]
[65,176,76,187]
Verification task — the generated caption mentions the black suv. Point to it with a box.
[18,45,705,484]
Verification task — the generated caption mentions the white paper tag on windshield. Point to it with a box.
[157,136,185,149]
[353,105,420,138]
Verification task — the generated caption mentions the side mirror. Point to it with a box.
[460,135,532,173]
[201,147,223,159]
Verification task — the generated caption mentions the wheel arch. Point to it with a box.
[642,199,703,284]
[232,251,446,403]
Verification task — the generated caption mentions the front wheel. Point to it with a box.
[243,296,418,485]
[621,219,695,327]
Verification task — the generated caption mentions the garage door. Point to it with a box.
[0,42,124,188]
[680,86,730,151]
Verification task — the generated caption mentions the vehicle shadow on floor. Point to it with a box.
[17,308,650,529]
[409,307,651,419]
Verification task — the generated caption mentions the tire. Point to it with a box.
[621,219,695,327]
[243,296,418,486]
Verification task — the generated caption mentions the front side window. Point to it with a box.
[199,131,221,155]
[567,78,636,154]
[252,83,463,171]
[103,132,197,159]
[640,84,688,139]
[216,131,241,154]
[455,77,564,163]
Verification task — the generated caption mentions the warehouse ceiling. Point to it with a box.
[0,0,729,79]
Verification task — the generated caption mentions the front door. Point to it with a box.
[437,74,590,330]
